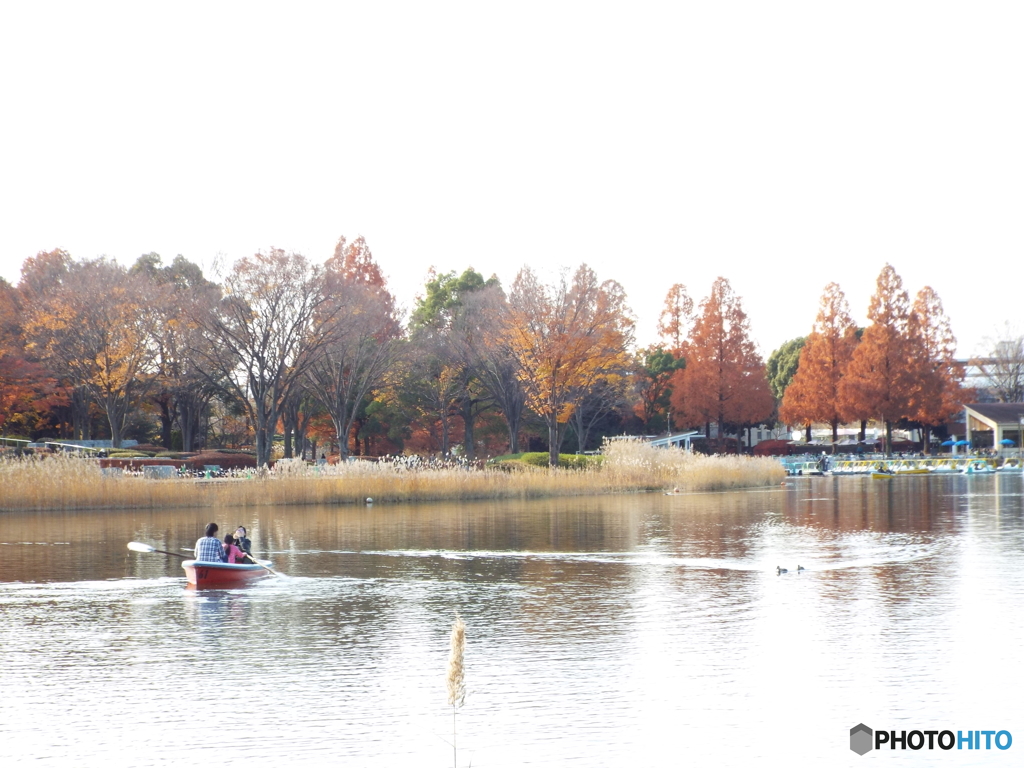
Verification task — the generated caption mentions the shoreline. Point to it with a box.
[0,447,786,513]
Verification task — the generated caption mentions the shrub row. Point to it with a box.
[489,452,604,470]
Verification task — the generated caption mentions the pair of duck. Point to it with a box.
[777,565,805,574]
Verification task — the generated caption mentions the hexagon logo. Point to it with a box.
[850,723,873,755]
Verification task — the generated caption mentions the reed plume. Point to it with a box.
[446,614,466,767]
[0,440,784,512]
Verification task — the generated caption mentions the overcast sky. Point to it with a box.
[1,2,1021,358]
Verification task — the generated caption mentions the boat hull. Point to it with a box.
[182,560,271,587]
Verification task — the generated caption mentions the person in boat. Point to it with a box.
[223,534,248,564]
[194,522,226,562]
[234,526,252,557]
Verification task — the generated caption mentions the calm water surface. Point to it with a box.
[2,475,1023,766]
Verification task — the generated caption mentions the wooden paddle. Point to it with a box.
[240,552,282,577]
[127,541,189,559]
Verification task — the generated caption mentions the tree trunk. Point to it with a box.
[179,404,195,452]
[106,394,124,449]
[805,423,812,442]
[440,413,451,456]
[859,420,867,442]
[254,402,277,468]
[72,387,90,441]
[462,398,476,460]
[332,415,349,458]
[157,396,173,449]
[548,421,560,466]
[884,420,893,456]
[831,419,839,453]
[507,423,519,455]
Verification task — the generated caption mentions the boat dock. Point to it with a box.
[780,456,1020,476]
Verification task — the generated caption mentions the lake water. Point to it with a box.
[2,475,1023,766]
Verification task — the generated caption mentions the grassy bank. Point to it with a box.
[0,440,784,512]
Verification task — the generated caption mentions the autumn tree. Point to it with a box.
[465,285,527,454]
[0,278,46,435]
[192,249,336,467]
[909,286,966,450]
[839,265,916,454]
[779,283,859,447]
[503,264,634,466]
[305,237,403,458]
[671,277,773,440]
[18,250,96,439]
[23,257,158,447]
[658,283,694,356]
[131,253,222,450]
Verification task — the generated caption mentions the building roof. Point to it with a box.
[965,403,1024,425]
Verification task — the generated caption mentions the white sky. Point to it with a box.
[1,2,1021,358]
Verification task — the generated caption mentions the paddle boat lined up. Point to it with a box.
[182,559,274,587]
[963,460,996,475]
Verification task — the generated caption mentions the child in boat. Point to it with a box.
[223,534,248,564]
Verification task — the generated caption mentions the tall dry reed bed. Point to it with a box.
[0,440,784,512]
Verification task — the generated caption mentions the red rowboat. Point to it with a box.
[182,559,273,587]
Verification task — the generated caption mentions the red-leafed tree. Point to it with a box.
[839,264,916,454]
[909,286,966,450]
[779,283,859,447]
[671,277,773,439]
[658,283,693,356]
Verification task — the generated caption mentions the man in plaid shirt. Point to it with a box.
[194,522,227,562]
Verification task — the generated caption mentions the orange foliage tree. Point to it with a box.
[22,257,158,447]
[671,277,773,440]
[657,283,693,356]
[0,278,40,435]
[18,249,95,439]
[909,286,966,450]
[839,264,916,454]
[503,264,634,466]
[779,283,859,447]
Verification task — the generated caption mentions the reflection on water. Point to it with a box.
[2,475,1023,765]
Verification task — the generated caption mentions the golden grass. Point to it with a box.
[446,614,467,768]
[446,615,466,708]
[0,440,784,512]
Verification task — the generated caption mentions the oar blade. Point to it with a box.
[127,541,157,553]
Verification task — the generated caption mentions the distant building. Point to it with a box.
[963,403,1024,450]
